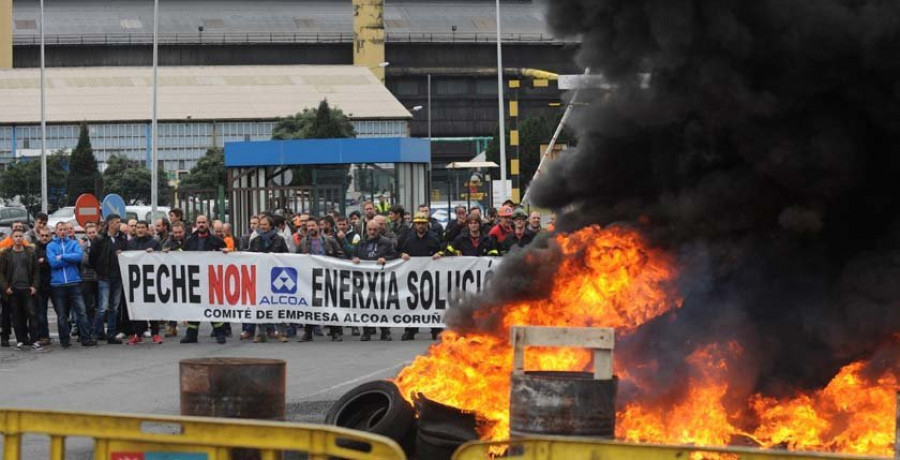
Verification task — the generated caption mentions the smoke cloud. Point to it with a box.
[452,0,900,404]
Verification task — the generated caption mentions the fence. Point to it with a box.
[0,408,405,460]
[13,32,579,46]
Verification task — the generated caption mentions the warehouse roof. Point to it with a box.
[11,0,562,43]
[0,65,412,124]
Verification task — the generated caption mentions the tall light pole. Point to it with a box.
[150,0,159,216]
[495,0,507,200]
[427,74,432,140]
[39,0,47,213]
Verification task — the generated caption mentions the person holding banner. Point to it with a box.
[180,215,228,344]
[126,221,162,345]
[162,221,188,337]
[246,214,289,343]
[447,213,499,257]
[399,212,444,342]
[352,220,399,341]
[298,218,345,342]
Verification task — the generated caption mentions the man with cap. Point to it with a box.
[399,212,444,341]
[502,208,536,254]
[488,206,515,246]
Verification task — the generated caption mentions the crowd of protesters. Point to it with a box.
[0,201,553,350]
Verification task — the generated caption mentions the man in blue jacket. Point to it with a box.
[47,222,95,348]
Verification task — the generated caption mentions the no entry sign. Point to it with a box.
[74,193,101,227]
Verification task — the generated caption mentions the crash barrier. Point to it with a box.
[0,408,405,460]
[451,435,888,460]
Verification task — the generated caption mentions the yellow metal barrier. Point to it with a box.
[0,408,405,460]
[452,435,889,460]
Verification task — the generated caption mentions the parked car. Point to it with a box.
[125,205,171,223]
[47,206,76,230]
[0,206,33,227]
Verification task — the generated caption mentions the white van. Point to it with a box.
[125,206,171,223]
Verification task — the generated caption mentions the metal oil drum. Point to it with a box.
[179,357,286,420]
[510,371,616,437]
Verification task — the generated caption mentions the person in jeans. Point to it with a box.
[89,214,128,345]
[0,227,42,350]
[47,222,95,348]
[80,223,99,335]
[33,227,53,345]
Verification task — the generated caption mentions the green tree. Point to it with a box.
[272,99,356,141]
[485,114,574,195]
[0,151,69,213]
[66,123,101,199]
[271,99,357,187]
[103,156,173,206]
[178,147,224,190]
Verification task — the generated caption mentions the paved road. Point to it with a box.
[0,324,433,458]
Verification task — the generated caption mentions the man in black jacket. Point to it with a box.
[443,205,468,246]
[352,220,399,341]
[399,212,444,341]
[90,214,129,344]
[126,221,162,344]
[298,219,345,341]
[34,227,52,345]
[181,215,228,344]
[418,204,444,241]
[447,213,498,257]
[0,228,41,349]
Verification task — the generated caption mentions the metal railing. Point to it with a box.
[12,31,579,46]
[0,408,406,460]
[452,435,889,460]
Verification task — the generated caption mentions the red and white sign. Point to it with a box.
[74,193,101,227]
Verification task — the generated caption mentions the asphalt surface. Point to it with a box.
[0,323,433,458]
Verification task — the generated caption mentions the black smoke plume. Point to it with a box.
[449,0,900,404]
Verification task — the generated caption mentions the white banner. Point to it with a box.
[119,252,501,327]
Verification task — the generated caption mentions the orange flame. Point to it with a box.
[393,225,900,456]
[395,225,682,440]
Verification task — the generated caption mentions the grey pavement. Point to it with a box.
[0,324,432,458]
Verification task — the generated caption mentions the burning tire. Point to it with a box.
[414,393,479,460]
[325,380,415,451]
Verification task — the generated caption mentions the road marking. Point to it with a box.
[294,361,411,400]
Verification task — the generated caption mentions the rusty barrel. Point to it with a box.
[180,357,286,420]
[510,371,617,437]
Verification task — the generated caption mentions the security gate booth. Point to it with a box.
[225,137,430,234]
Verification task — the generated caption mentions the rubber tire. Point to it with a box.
[324,380,416,449]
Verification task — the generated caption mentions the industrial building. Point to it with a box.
[0,0,580,164]
[0,65,412,172]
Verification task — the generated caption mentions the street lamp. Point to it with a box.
[39,0,47,213]
[410,105,423,112]
[495,0,507,202]
[150,0,159,217]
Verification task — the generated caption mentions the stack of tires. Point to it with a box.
[325,381,479,460]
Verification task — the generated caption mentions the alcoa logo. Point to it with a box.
[271,267,298,294]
